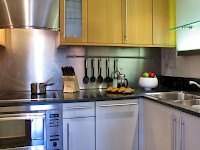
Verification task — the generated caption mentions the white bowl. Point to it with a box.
[139,77,158,91]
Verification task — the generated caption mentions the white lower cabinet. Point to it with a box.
[144,98,200,150]
[181,112,200,150]
[96,99,139,150]
[144,99,180,150]
[62,102,95,150]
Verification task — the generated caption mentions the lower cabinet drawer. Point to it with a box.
[63,102,95,119]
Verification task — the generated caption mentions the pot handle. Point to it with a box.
[45,83,55,86]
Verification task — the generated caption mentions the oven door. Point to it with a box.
[0,112,46,150]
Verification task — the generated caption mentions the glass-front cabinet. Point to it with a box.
[60,0,87,44]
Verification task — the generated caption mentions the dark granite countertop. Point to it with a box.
[1,87,200,117]
[58,89,142,102]
[0,88,143,107]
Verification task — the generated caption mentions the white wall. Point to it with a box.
[161,48,200,78]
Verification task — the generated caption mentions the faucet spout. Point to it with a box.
[189,81,200,88]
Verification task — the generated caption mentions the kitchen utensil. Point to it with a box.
[83,58,89,84]
[111,58,120,87]
[31,82,55,95]
[104,58,109,82]
[90,58,96,82]
[117,74,128,88]
[104,58,113,83]
[39,83,55,94]
[97,58,103,83]
[112,58,120,78]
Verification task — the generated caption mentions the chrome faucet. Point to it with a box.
[189,81,200,88]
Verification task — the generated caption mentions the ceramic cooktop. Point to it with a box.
[0,91,59,102]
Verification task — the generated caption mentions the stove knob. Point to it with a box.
[53,142,57,147]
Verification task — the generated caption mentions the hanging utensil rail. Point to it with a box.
[66,55,151,59]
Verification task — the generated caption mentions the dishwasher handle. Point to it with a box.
[99,103,138,107]
[0,112,45,121]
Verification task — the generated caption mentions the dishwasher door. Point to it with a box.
[96,99,139,150]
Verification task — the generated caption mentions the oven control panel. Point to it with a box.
[46,105,63,150]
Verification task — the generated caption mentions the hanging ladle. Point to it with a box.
[83,58,89,84]
[90,58,96,82]
[104,58,113,83]
[97,58,103,83]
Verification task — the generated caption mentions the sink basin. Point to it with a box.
[173,99,200,106]
[145,91,200,101]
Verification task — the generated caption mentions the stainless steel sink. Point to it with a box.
[145,91,200,108]
[146,91,200,101]
[173,99,200,106]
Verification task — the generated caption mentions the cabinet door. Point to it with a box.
[144,100,180,150]
[60,0,87,44]
[96,99,138,150]
[88,0,123,44]
[125,0,152,45]
[63,117,95,150]
[181,112,200,150]
[0,29,5,46]
[153,0,176,46]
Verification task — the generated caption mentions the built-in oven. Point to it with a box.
[0,92,63,150]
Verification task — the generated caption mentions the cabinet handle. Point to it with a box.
[67,123,70,150]
[179,117,185,150]
[99,103,138,107]
[65,106,93,110]
[181,119,185,150]
[63,0,66,38]
[124,0,128,41]
[171,116,177,150]
[179,117,182,150]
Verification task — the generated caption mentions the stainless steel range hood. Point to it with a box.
[0,0,59,31]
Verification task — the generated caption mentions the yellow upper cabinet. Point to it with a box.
[0,29,5,46]
[153,0,176,46]
[124,0,152,45]
[88,0,123,44]
[59,0,175,47]
[59,0,87,44]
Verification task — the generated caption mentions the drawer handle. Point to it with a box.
[65,106,93,110]
[99,103,138,107]
[67,123,70,150]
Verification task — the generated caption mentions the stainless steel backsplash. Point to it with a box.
[0,29,161,91]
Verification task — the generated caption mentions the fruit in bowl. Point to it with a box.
[139,71,158,91]
[142,71,156,78]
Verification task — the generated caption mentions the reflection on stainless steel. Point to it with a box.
[0,29,161,91]
[0,0,59,31]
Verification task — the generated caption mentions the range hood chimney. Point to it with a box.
[0,0,59,31]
